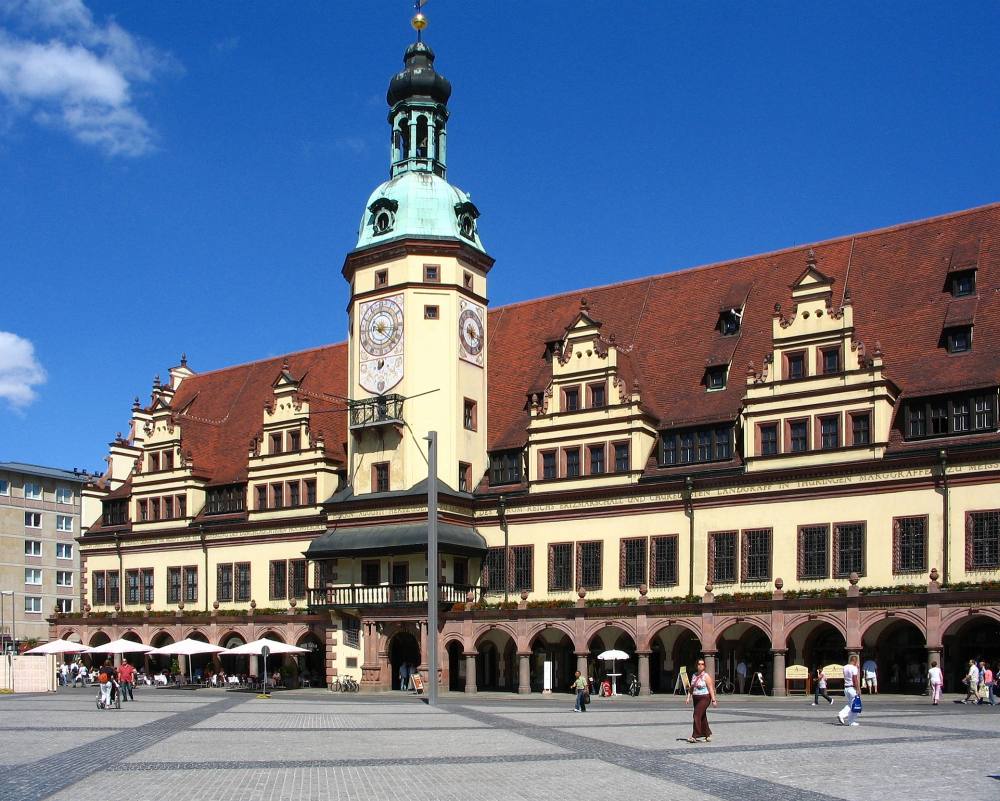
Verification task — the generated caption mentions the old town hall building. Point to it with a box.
[53,27,1000,696]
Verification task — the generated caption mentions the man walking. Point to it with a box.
[964,659,980,704]
[118,658,136,702]
[838,655,862,726]
[861,656,878,694]
[736,658,748,694]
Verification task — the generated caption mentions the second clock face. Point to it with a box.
[458,300,485,366]
[360,297,404,358]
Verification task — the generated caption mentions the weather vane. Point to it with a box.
[411,0,429,42]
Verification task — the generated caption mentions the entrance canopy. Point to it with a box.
[306,522,486,559]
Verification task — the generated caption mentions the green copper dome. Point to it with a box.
[356,171,484,252]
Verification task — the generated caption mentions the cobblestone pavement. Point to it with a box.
[0,686,997,800]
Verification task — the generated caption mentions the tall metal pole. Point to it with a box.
[425,431,439,706]
[498,496,509,604]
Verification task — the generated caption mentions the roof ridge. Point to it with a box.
[181,341,348,381]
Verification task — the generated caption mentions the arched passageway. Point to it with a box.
[476,630,516,692]
[389,630,420,691]
[529,630,574,693]
[943,615,1000,692]
[648,625,701,693]
[149,631,175,674]
[296,632,325,687]
[787,621,846,675]
[589,627,636,695]
[218,632,248,679]
[861,619,926,693]
[716,623,772,693]
[446,640,464,691]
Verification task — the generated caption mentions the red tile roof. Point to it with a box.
[131,203,1000,484]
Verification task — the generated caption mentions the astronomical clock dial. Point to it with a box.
[358,295,404,393]
[458,299,485,366]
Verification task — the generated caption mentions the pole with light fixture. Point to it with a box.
[424,430,439,706]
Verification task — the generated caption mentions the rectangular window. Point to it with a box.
[138,499,148,521]
[150,498,161,522]
[291,559,307,599]
[56,598,73,613]
[235,563,251,601]
[458,462,471,493]
[563,387,580,412]
[288,481,300,507]
[974,394,996,430]
[588,444,605,475]
[370,462,390,493]
[620,537,647,588]
[270,432,283,455]
[786,351,806,380]
[759,423,778,456]
[489,450,522,486]
[162,451,174,471]
[0,479,9,495]
[697,430,712,462]
[24,597,41,613]
[463,399,477,431]
[107,571,120,604]
[650,535,678,587]
[577,541,603,590]
[126,570,140,604]
[742,528,772,582]
[715,427,732,460]
[177,494,186,518]
[141,569,154,604]
[167,567,182,603]
[24,511,41,528]
[271,483,284,509]
[463,271,474,289]
[893,516,927,574]
[952,398,971,433]
[23,481,42,500]
[375,269,388,288]
[55,487,72,504]
[822,348,840,374]
[270,560,288,600]
[453,557,469,586]
[24,568,42,585]
[679,431,695,463]
[929,402,949,435]
[511,545,533,592]
[56,570,73,587]
[423,263,440,282]
[820,415,840,450]
[850,413,871,446]
[952,271,976,296]
[24,540,41,557]
[946,326,972,354]
[424,304,439,320]
[589,383,606,408]
[93,571,106,605]
[614,442,630,473]
[184,566,198,603]
[361,560,381,587]
[163,496,173,520]
[706,366,727,390]
[254,484,267,510]
[834,522,865,577]
[907,405,926,438]
[483,547,507,592]
[147,452,159,473]
[305,479,317,505]
[565,448,581,478]
[968,511,1000,570]
[288,430,301,451]
[709,531,737,584]
[217,563,233,602]
[548,543,573,592]
[798,525,829,579]
[789,420,809,453]
[56,543,72,559]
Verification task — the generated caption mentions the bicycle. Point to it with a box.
[341,677,359,692]
[328,677,342,693]
[627,676,641,696]
[715,675,735,695]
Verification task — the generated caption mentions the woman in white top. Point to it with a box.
[927,660,943,705]
[838,654,862,726]
[685,658,718,743]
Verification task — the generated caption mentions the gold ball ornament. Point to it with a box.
[411,13,428,32]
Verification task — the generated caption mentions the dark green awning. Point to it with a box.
[305,522,486,559]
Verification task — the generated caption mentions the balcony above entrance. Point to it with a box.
[310,582,478,609]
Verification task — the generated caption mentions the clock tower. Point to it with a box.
[342,24,493,496]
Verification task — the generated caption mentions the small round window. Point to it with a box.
[373,210,392,235]
[458,213,475,239]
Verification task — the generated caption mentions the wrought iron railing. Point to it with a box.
[348,394,404,429]
[310,582,478,608]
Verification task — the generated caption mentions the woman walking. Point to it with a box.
[685,658,718,742]
[812,666,834,706]
[927,660,943,705]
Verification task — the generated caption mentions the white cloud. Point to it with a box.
[0,331,46,408]
[0,0,175,156]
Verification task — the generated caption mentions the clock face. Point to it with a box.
[458,301,485,366]
[360,297,404,358]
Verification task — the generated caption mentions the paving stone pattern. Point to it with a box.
[0,687,998,800]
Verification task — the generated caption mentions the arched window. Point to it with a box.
[396,122,410,160]
[416,117,428,158]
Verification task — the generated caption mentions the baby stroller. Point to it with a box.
[96,677,121,710]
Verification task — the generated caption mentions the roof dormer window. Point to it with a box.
[945,326,972,354]
[705,366,727,391]
[719,309,742,336]
[951,270,976,297]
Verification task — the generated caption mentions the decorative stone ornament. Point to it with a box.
[848,572,860,586]
[775,577,784,590]
[212,600,220,610]
[250,599,257,610]
[638,583,648,596]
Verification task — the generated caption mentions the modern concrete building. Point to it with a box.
[54,20,1000,694]
[0,463,89,647]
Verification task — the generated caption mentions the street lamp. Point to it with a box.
[0,591,13,654]
[497,496,509,604]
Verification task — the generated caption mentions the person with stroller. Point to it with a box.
[97,660,117,709]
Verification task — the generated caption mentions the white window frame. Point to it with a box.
[55,487,72,504]
[24,568,42,585]
[24,511,42,528]
[56,543,73,560]
[56,598,73,613]
[0,479,9,496]
[24,540,41,557]
[56,515,73,532]
[24,597,42,613]
[24,481,42,500]
[56,571,73,587]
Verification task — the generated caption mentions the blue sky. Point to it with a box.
[1,1,998,471]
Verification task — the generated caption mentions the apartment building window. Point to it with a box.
[104,499,127,526]
[822,348,841,374]
[167,567,182,604]
[235,563,251,601]
[820,415,840,450]
[0,479,9,495]
[93,572,106,605]
[759,423,778,456]
[288,430,301,451]
[24,481,42,500]
[55,487,72,504]
[577,541,603,590]
[893,516,927,573]
[548,543,573,592]
[373,462,390,493]
[305,479,317,505]
[649,535,678,587]
[789,420,809,453]
[563,387,580,412]
[850,413,871,446]
[742,528,772,582]
[56,599,73,613]
[798,525,829,579]
[511,545,533,592]
[291,559,307,599]
[217,563,234,602]
[463,399,477,431]
[952,398,971,433]
[709,531,737,584]
[270,560,288,600]
[679,431,695,463]
[458,462,472,493]
[589,383,606,408]
[489,449,522,486]
[834,523,866,577]
[541,451,557,480]
[565,448,581,478]
[288,481,300,507]
[361,560,381,587]
[620,537,647,588]
[126,570,140,604]
[24,512,41,528]
[184,567,198,603]
[614,442,630,473]
[56,571,73,587]
[588,445,605,475]
[141,569,154,604]
[24,540,41,557]
[25,568,42,585]
[271,483,284,509]
[56,543,72,559]
[968,510,1000,570]
[483,547,507,592]
[24,597,41,613]
[270,433,283,455]
[975,395,996,430]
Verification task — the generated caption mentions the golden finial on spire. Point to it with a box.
[411,0,428,40]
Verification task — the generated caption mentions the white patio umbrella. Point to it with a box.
[225,638,307,695]
[83,638,155,655]
[24,638,87,655]
[597,649,631,696]
[148,638,225,684]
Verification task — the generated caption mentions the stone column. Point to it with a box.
[575,652,589,680]
[703,650,719,677]
[517,652,531,695]
[464,653,477,694]
[637,651,652,695]
[771,649,787,696]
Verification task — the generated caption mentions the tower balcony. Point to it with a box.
[348,394,405,430]
[309,582,478,610]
